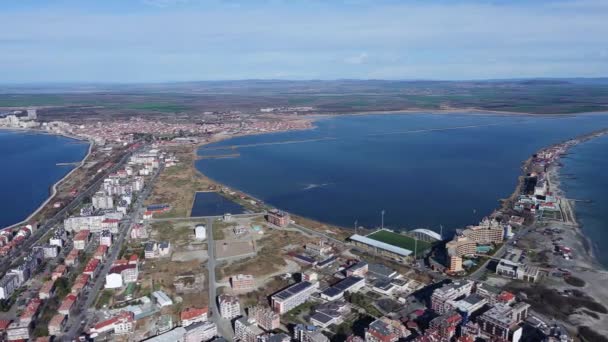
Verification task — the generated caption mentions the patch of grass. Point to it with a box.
[96,289,114,309]
[366,230,432,256]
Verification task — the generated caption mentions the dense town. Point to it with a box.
[0,108,605,342]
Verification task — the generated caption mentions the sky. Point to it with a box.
[1,0,607,83]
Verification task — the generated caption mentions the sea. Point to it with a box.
[559,134,608,267]
[196,112,608,240]
[0,130,89,228]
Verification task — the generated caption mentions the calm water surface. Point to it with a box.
[0,130,89,228]
[560,134,608,267]
[196,112,608,238]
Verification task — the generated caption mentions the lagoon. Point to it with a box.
[196,112,608,237]
[0,130,89,228]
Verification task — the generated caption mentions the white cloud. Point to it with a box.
[344,53,369,65]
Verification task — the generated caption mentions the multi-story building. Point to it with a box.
[6,321,30,341]
[48,314,67,336]
[271,281,319,314]
[64,215,104,233]
[184,321,217,342]
[73,230,91,250]
[83,258,100,277]
[235,317,265,342]
[181,307,209,327]
[94,244,109,261]
[430,281,474,314]
[306,241,332,256]
[320,276,365,301]
[92,191,114,209]
[447,255,464,273]
[365,317,410,342]
[58,294,77,316]
[428,310,462,341]
[477,302,530,342]
[52,264,67,280]
[310,301,347,328]
[65,248,80,266]
[19,298,42,324]
[446,237,477,258]
[41,244,59,259]
[248,306,280,331]
[266,209,290,227]
[72,274,90,294]
[100,230,113,246]
[231,274,255,291]
[294,324,329,342]
[39,280,55,300]
[460,218,505,244]
[90,311,135,336]
[346,261,368,277]
[218,294,241,319]
[0,274,20,300]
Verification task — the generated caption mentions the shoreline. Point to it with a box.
[0,127,94,230]
[522,129,608,270]
[192,119,608,254]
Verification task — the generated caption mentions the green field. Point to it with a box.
[367,230,432,256]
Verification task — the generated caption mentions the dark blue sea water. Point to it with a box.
[0,130,89,228]
[560,134,608,267]
[191,191,245,217]
[196,112,608,237]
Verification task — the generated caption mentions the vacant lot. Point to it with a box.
[147,146,212,218]
[219,228,312,279]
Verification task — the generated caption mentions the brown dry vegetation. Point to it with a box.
[219,229,311,278]
[140,258,208,307]
[147,145,212,218]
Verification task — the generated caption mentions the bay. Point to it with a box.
[0,130,89,228]
[196,112,608,237]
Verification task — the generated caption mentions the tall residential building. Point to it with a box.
[478,302,530,342]
[231,274,255,291]
[294,324,330,342]
[218,294,241,319]
[266,209,290,227]
[365,317,410,342]
[271,281,319,314]
[184,321,217,342]
[430,281,474,314]
[235,317,265,342]
[248,306,280,331]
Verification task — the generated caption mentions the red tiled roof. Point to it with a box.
[181,307,209,321]
[109,264,136,274]
[0,319,12,330]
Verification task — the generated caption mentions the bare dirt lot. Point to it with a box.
[147,145,213,218]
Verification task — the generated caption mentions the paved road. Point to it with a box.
[205,217,234,340]
[149,212,262,223]
[63,160,161,340]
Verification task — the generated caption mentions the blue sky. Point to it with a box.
[1,0,607,83]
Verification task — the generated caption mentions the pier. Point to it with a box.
[56,162,80,166]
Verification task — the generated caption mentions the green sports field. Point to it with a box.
[367,230,432,256]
